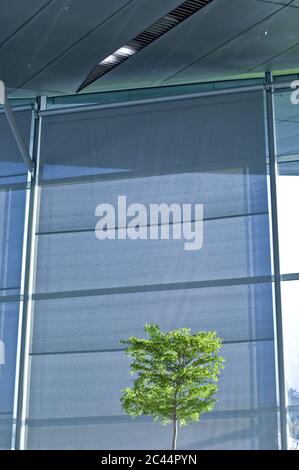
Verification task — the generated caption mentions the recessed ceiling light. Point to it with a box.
[100,55,118,65]
[115,46,136,57]
[99,45,136,66]
[77,0,214,92]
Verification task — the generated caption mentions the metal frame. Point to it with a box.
[12,96,46,450]
[39,83,264,117]
[10,75,292,449]
[38,80,293,118]
[10,109,35,450]
[265,72,287,450]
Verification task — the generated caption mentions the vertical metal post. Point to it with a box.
[12,96,45,450]
[265,71,287,449]
[10,109,35,450]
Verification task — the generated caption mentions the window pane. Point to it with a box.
[281,280,299,404]
[275,91,299,274]
[0,301,21,449]
[0,110,30,182]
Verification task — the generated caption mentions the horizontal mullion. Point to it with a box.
[26,406,278,428]
[0,286,20,291]
[281,272,299,281]
[0,181,29,192]
[0,172,27,180]
[0,286,22,303]
[32,275,274,301]
[0,295,22,303]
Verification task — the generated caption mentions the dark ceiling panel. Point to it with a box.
[165,2,299,85]
[257,0,299,5]
[1,0,299,97]
[83,0,280,93]
[0,0,133,91]
[250,7,299,72]
[0,0,50,45]
[275,91,299,123]
[11,0,183,95]
[257,0,295,4]
[256,41,299,74]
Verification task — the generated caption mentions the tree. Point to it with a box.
[121,323,224,450]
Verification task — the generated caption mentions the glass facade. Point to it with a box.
[0,78,298,450]
[26,91,277,449]
[0,110,31,448]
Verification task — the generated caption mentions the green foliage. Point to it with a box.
[121,323,225,427]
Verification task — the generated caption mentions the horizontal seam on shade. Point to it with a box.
[36,211,269,236]
[29,337,275,357]
[0,172,28,179]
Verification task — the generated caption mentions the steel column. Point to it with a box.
[12,97,45,449]
[265,71,288,450]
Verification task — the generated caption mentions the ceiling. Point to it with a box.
[1,0,299,97]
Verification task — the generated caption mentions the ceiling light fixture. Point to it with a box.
[100,55,118,65]
[77,0,214,92]
[114,46,136,57]
[100,46,136,66]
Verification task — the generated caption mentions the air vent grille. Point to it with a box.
[77,0,213,92]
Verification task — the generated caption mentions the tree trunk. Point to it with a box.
[172,418,178,450]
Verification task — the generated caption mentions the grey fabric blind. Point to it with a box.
[0,302,19,449]
[28,342,276,419]
[0,190,26,445]
[38,170,268,232]
[0,189,26,291]
[31,283,274,354]
[27,409,278,450]
[34,216,271,293]
[27,91,278,449]
[40,94,266,181]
